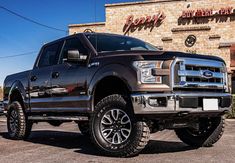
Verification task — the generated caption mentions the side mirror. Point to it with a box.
[66,50,87,62]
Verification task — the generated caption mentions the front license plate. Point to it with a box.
[203,99,219,111]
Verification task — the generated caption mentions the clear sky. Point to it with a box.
[0,0,142,86]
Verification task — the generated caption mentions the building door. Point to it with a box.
[230,44,235,94]
[231,45,235,67]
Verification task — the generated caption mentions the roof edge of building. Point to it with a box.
[69,22,105,27]
[105,0,185,7]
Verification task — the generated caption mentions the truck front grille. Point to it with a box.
[172,58,227,89]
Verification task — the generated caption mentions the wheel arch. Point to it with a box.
[8,81,27,111]
[88,64,136,111]
[92,75,131,108]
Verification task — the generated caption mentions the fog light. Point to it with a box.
[148,97,167,107]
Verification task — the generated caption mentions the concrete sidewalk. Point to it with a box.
[0,116,6,122]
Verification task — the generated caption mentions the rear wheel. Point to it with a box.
[90,94,150,157]
[175,116,225,147]
[7,101,32,140]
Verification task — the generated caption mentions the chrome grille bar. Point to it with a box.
[176,82,224,88]
[182,59,224,68]
[178,70,224,79]
[171,58,227,90]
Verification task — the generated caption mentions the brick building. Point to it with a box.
[68,0,235,90]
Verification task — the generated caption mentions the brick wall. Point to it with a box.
[68,0,235,70]
[69,22,106,34]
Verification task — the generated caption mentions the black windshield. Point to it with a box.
[85,34,158,53]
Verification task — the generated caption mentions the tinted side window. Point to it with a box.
[38,42,63,68]
[61,37,88,62]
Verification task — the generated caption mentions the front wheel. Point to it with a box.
[175,116,225,147]
[90,94,150,157]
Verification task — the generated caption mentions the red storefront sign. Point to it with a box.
[181,7,233,18]
[123,12,166,34]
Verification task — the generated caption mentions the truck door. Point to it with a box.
[29,41,63,111]
[50,36,90,113]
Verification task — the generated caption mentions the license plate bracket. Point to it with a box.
[203,98,219,111]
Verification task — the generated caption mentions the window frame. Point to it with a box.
[33,34,95,69]
[58,36,90,65]
[34,41,64,69]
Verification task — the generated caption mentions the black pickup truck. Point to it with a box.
[3,33,231,157]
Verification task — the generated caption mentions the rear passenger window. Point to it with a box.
[38,42,63,68]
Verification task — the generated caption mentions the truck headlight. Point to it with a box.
[133,61,163,84]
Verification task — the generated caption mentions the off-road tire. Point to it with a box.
[78,122,90,136]
[175,116,225,147]
[90,94,150,157]
[7,101,33,140]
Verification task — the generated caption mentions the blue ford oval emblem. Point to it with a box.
[202,70,213,78]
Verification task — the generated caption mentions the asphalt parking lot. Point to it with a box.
[0,117,234,163]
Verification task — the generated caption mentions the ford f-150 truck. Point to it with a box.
[3,33,232,157]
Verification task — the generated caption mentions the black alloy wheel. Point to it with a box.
[90,94,150,157]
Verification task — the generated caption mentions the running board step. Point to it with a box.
[28,116,88,121]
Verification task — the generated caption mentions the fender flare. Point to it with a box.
[88,64,137,110]
[8,80,27,106]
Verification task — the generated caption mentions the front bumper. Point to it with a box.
[131,92,231,116]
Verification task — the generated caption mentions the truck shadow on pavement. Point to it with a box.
[0,130,197,156]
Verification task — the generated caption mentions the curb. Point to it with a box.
[0,119,6,122]
[226,118,235,122]
[0,115,6,123]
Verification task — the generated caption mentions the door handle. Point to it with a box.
[30,75,37,82]
[52,72,60,79]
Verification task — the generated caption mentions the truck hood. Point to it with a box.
[96,50,225,63]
